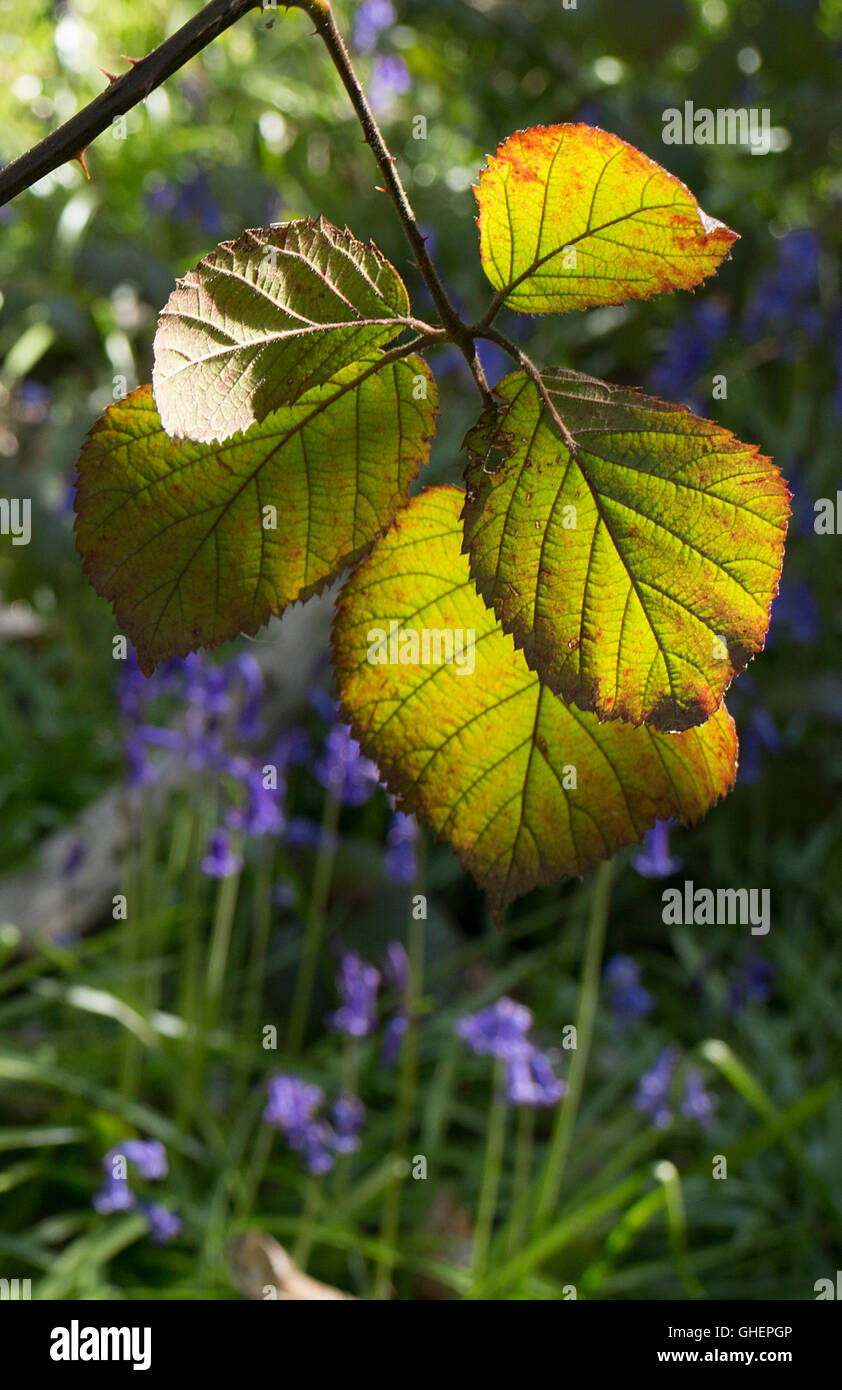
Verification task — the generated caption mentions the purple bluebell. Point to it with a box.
[383,811,418,883]
[457,997,534,1060]
[93,1137,169,1216]
[632,820,682,879]
[272,726,313,768]
[742,230,822,354]
[381,941,411,1068]
[634,1046,680,1129]
[649,300,730,410]
[604,955,654,1030]
[353,0,395,52]
[264,1075,366,1176]
[92,1172,136,1214]
[680,1070,718,1127]
[141,1202,182,1245]
[200,829,242,879]
[60,839,86,879]
[226,763,285,837]
[120,1139,168,1180]
[315,723,379,806]
[381,1013,409,1069]
[328,949,380,1038]
[767,575,820,648]
[370,54,412,114]
[330,1095,366,1154]
[727,956,775,1013]
[14,378,52,424]
[503,1048,566,1108]
[264,1075,323,1136]
[457,997,565,1109]
[285,816,339,852]
[228,652,265,740]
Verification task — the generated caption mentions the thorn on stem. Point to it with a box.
[98,67,119,84]
[75,147,91,180]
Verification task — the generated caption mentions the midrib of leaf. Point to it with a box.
[88,349,425,647]
[497,199,699,303]
[484,373,781,719]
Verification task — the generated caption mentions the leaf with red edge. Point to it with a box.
[333,485,738,919]
[462,368,789,732]
[476,123,737,314]
[74,354,437,675]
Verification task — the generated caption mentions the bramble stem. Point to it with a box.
[0,0,264,206]
[475,326,584,461]
[300,1,492,406]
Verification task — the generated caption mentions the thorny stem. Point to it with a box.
[0,0,264,206]
[301,1,492,406]
[475,325,584,462]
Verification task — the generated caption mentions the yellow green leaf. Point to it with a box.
[152,218,414,444]
[333,486,737,918]
[74,354,437,675]
[463,369,789,732]
[476,123,737,314]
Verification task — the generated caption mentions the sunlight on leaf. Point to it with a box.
[463,369,789,731]
[74,355,437,675]
[333,486,737,918]
[476,124,737,314]
[153,217,414,444]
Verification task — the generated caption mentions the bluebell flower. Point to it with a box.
[742,230,822,355]
[92,1172,136,1214]
[381,1013,409,1069]
[315,724,379,806]
[200,829,242,879]
[328,949,380,1038]
[604,955,654,1031]
[370,54,412,114]
[457,997,533,1060]
[381,941,410,1068]
[226,763,285,837]
[93,1138,169,1217]
[264,1075,323,1135]
[727,956,775,1013]
[767,575,820,648]
[503,1048,566,1108]
[680,1069,718,1127]
[632,820,682,879]
[634,1046,680,1129]
[353,0,395,52]
[383,811,418,883]
[649,300,730,409]
[272,726,312,768]
[60,839,86,879]
[457,997,565,1109]
[285,816,339,852]
[120,1139,168,1180]
[264,1075,366,1175]
[146,166,223,235]
[228,651,265,740]
[141,1202,182,1245]
[330,1095,366,1154]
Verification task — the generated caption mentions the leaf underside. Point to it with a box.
[74,355,437,675]
[333,486,737,917]
[463,369,789,732]
[476,123,738,314]
[152,217,413,444]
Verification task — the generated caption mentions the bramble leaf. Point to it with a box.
[74,354,437,675]
[152,217,415,443]
[333,486,737,918]
[463,369,789,732]
[476,123,737,314]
